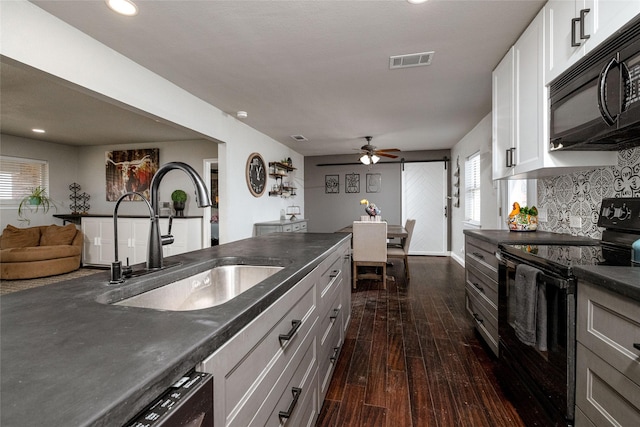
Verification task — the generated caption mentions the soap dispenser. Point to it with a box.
[633,238,640,267]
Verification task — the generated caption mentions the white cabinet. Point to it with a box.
[575,280,640,426]
[81,216,202,266]
[254,219,308,236]
[492,48,514,180]
[159,217,202,257]
[492,10,546,180]
[545,0,640,85]
[492,8,617,180]
[82,217,116,266]
[197,239,351,426]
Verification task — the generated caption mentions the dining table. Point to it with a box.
[336,223,408,239]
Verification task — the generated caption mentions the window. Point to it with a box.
[465,152,481,223]
[0,156,49,205]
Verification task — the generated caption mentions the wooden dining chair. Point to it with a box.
[352,221,387,290]
[387,219,416,281]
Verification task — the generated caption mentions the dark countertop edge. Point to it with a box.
[573,265,640,302]
[0,232,350,427]
[53,214,203,219]
[254,218,308,225]
[463,229,600,245]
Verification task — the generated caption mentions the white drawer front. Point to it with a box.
[576,344,640,427]
[578,282,640,386]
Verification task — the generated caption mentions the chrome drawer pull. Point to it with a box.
[278,387,302,420]
[330,346,340,362]
[472,313,484,324]
[330,269,340,278]
[472,252,484,260]
[633,343,640,351]
[329,307,340,320]
[472,282,484,293]
[279,319,302,345]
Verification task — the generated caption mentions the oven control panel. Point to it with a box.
[598,198,640,230]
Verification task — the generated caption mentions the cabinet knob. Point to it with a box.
[330,307,340,320]
[473,282,484,293]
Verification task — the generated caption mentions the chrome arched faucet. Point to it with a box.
[110,162,211,283]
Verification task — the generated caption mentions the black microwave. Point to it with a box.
[549,15,640,151]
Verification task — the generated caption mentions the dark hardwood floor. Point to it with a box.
[316,256,525,427]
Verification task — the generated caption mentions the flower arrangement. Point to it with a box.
[507,202,538,231]
[360,199,381,217]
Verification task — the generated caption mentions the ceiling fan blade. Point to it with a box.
[376,148,401,152]
[376,152,398,159]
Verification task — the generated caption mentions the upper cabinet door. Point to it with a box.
[545,0,585,85]
[546,0,640,85]
[492,48,515,180]
[513,10,545,175]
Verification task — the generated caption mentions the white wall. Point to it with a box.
[0,135,79,230]
[0,0,304,243]
[76,140,218,216]
[449,113,498,266]
[218,127,304,243]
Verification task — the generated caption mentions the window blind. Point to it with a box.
[465,152,481,223]
[0,156,49,202]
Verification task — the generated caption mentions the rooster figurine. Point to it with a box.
[508,202,521,218]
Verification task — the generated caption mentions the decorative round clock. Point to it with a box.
[246,152,267,197]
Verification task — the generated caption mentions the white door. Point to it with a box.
[401,162,447,256]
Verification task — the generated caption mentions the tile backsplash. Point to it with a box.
[537,147,640,239]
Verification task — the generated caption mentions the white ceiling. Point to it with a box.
[2,0,545,156]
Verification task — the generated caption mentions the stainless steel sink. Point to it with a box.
[114,265,284,311]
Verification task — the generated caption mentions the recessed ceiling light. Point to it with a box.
[236,111,248,119]
[105,0,138,16]
[32,129,45,134]
[407,0,429,4]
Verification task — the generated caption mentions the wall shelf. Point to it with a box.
[269,162,297,197]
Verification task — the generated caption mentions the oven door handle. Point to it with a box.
[498,251,570,290]
[496,251,517,269]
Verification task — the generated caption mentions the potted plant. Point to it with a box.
[18,186,55,224]
[171,189,187,217]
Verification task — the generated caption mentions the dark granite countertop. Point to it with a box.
[0,232,349,427]
[574,266,640,302]
[463,229,600,245]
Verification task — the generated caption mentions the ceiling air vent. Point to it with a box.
[389,51,434,69]
[290,135,308,142]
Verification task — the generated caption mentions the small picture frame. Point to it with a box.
[366,173,382,193]
[325,175,339,194]
[345,173,360,193]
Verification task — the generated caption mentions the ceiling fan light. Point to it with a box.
[360,154,371,165]
[371,155,380,164]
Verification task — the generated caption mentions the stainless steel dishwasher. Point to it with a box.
[124,371,213,427]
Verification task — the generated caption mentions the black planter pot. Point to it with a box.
[173,201,185,217]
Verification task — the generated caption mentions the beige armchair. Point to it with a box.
[352,221,387,290]
[387,219,416,281]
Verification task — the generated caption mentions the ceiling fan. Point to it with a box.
[358,136,400,165]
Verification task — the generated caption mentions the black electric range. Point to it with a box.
[496,198,640,427]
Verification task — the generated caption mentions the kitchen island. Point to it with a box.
[0,232,350,427]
